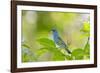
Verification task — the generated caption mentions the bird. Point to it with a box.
[51,28,71,54]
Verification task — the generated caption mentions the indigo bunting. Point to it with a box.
[52,29,71,54]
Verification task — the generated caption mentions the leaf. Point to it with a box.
[84,42,90,59]
[82,21,90,32]
[84,42,90,55]
[50,48,66,61]
[36,47,66,61]
[22,48,37,62]
[22,55,30,62]
[65,55,73,60]
[22,43,31,49]
[80,21,90,37]
[72,48,84,60]
[52,53,65,61]
[51,49,65,61]
[37,38,56,47]
[39,47,62,54]
[36,48,48,57]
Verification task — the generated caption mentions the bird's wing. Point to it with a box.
[58,37,71,54]
[57,37,66,47]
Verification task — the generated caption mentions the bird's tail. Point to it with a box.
[65,47,71,54]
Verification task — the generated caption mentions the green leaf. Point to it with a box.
[52,53,65,61]
[72,48,84,60]
[51,49,65,61]
[22,43,31,49]
[50,48,66,61]
[80,21,90,37]
[36,47,66,61]
[37,38,56,47]
[65,55,73,60]
[82,21,90,32]
[22,53,29,62]
[84,42,90,59]
[22,48,37,62]
[84,42,90,55]
[36,48,48,57]
[40,47,62,55]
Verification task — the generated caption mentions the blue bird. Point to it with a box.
[51,29,71,54]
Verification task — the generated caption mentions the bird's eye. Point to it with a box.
[52,30,54,31]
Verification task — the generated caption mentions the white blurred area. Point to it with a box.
[25,11,37,24]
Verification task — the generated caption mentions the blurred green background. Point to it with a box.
[21,10,90,62]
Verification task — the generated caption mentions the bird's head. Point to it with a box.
[51,28,57,32]
[51,28,58,36]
